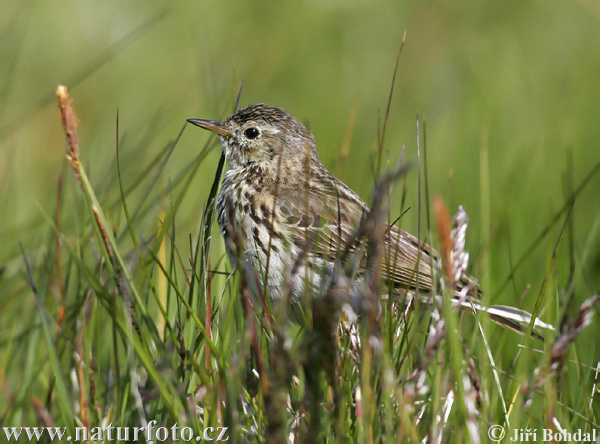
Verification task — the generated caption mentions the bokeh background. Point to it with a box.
[2,0,599,307]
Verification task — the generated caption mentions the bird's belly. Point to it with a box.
[235,218,336,306]
[239,217,296,300]
[218,181,333,305]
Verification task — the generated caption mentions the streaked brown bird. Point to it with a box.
[188,104,552,336]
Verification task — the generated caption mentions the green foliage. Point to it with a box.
[1,2,600,442]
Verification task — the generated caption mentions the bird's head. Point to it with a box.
[188,104,318,171]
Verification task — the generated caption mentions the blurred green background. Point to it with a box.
[1,0,599,304]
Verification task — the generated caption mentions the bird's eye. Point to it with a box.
[244,127,260,140]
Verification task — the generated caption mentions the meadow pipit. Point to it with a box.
[188,104,552,335]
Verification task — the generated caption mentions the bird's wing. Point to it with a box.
[275,179,364,259]
[274,176,553,338]
[275,176,439,293]
[380,225,436,293]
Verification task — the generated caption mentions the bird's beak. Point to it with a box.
[187,119,232,138]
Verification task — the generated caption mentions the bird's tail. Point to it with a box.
[452,297,554,340]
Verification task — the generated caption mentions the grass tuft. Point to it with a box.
[0,81,599,443]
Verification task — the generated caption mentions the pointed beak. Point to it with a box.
[187,119,232,138]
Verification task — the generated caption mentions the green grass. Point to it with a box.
[2,82,599,443]
[2,2,600,442]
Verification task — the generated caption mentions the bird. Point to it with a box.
[188,104,553,337]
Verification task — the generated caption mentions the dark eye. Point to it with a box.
[244,127,259,139]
